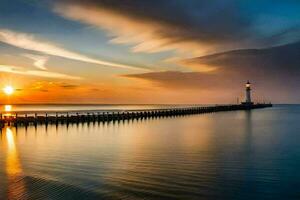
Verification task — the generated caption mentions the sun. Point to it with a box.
[3,85,14,96]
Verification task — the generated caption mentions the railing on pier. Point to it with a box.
[0,103,272,127]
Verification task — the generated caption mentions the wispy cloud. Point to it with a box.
[0,65,81,80]
[0,29,150,71]
[53,0,300,59]
[23,54,48,70]
[54,3,210,56]
[53,1,261,57]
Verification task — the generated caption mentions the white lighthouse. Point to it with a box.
[244,80,253,105]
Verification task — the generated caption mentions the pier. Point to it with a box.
[0,103,272,127]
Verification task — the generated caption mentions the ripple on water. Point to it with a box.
[10,176,104,200]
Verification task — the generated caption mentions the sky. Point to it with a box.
[0,0,299,104]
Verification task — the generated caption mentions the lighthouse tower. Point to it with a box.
[244,81,253,105]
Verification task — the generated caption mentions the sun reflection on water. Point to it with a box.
[6,128,22,175]
[2,105,13,118]
[4,127,27,199]
[4,105,12,112]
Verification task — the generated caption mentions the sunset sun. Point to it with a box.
[3,85,14,95]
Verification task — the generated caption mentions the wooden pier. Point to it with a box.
[0,104,272,127]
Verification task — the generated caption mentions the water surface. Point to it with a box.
[0,105,299,199]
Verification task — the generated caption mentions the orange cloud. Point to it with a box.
[4,80,158,104]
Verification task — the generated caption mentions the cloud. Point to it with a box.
[123,71,230,90]
[0,65,81,80]
[23,54,48,70]
[0,29,150,71]
[123,41,300,102]
[181,41,300,77]
[27,81,80,93]
[59,83,79,89]
[122,70,247,103]
[53,0,300,59]
[52,0,260,56]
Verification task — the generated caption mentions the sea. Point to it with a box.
[0,104,299,200]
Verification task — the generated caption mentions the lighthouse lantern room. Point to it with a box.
[242,81,253,105]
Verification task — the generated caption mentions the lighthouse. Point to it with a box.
[243,80,253,105]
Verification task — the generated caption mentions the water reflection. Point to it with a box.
[245,111,252,135]
[6,128,22,175]
[2,105,13,118]
[4,127,27,199]
[0,106,299,199]
[5,105,12,112]
[244,110,253,153]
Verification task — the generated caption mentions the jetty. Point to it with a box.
[0,103,272,127]
[0,81,273,127]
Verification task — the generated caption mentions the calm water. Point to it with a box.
[0,105,300,199]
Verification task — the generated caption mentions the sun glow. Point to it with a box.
[5,105,12,112]
[3,85,14,95]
